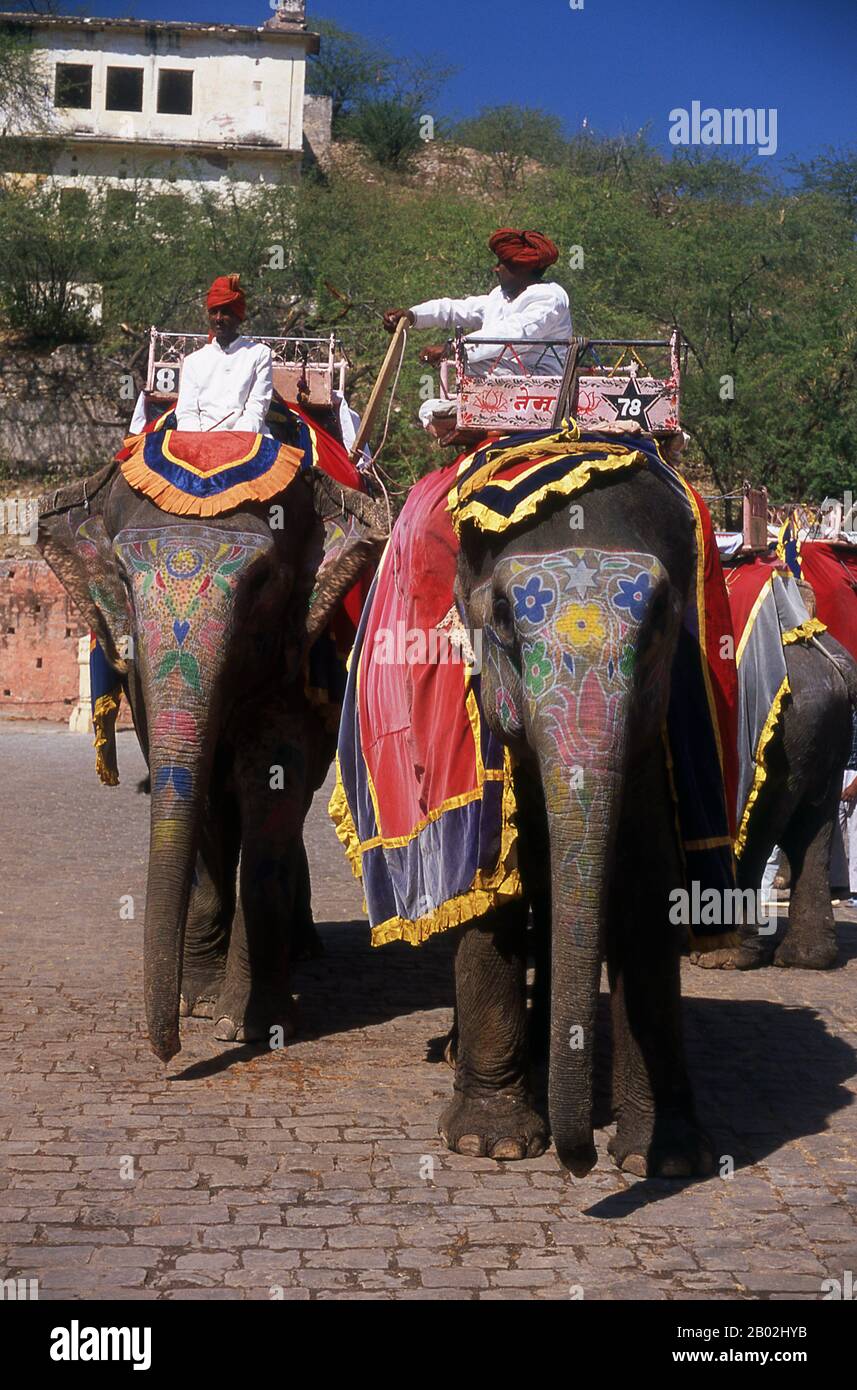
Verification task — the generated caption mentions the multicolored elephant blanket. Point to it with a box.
[117,412,315,519]
[724,557,825,855]
[331,426,739,949]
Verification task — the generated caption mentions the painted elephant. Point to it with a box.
[694,618,857,973]
[38,459,385,1062]
[449,469,714,1177]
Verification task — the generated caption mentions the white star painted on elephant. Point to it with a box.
[565,557,597,599]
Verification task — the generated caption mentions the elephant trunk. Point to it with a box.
[543,763,623,1174]
[522,556,668,1173]
[143,716,217,1062]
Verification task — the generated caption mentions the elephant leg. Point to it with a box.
[181,792,240,1018]
[775,793,840,969]
[691,761,788,972]
[213,710,308,1044]
[439,904,548,1161]
[290,837,325,962]
[607,748,715,1178]
[692,836,780,971]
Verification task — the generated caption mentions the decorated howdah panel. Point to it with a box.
[456,374,563,432]
[575,373,679,434]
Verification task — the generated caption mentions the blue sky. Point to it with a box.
[76,0,856,172]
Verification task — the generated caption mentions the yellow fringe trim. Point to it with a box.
[733,613,826,857]
[119,438,304,517]
[328,747,522,947]
[781,617,826,645]
[329,754,364,883]
[452,421,581,501]
[734,677,791,859]
[93,688,122,786]
[449,432,647,536]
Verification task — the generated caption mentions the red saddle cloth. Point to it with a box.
[800,542,857,661]
[148,430,263,473]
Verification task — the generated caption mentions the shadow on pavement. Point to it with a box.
[585,994,855,1217]
[168,921,856,1202]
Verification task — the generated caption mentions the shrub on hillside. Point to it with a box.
[345,100,423,170]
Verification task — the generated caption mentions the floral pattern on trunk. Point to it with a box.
[502,549,667,933]
[114,526,270,833]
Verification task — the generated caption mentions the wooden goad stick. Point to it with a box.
[348,315,409,464]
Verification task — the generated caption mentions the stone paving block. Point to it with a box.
[3,734,857,1302]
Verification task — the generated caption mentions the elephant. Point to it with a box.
[693,619,857,973]
[38,456,385,1062]
[447,467,716,1177]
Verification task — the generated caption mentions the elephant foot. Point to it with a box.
[180,969,225,1019]
[439,1090,547,1161]
[212,988,298,1045]
[610,1110,716,1179]
[774,932,838,970]
[689,942,773,971]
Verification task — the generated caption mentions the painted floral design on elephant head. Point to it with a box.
[494,550,667,901]
[114,527,269,694]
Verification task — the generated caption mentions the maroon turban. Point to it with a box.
[488,228,559,273]
[206,273,246,321]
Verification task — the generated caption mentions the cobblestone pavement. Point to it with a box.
[2,721,856,1301]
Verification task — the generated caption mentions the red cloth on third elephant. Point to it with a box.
[800,542,857,662]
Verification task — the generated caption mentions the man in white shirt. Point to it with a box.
[175,274,273,435]
[384,228,572,433]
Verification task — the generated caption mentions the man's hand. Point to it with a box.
[842,776,857,803]
[419,344,447,367]
[383,308,415,334]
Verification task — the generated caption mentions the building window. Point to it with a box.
[54,63,92,110]
[59,188,88,217]
[157,69,193,116]
[105,67,144,112]
[105,188,137,221]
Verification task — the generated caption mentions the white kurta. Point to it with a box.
[410,281,572,374]
[175,337,273,434]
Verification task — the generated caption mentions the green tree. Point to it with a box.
[305,18,390,132]
[0,182,103,341]
[454,106,568,192]
[0,19,55,137]
[344,99,423,170]
[790,146,857,223]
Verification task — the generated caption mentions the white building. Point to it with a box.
[0,3,329,197]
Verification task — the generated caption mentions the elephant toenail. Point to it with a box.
[491,1139,524,1160]
[456,1135,484,1157]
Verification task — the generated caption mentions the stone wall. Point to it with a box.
[303,93,333,168]
[0,344,129,479]
[0,558,83,720]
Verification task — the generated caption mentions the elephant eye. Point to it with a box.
[492,593,514,638]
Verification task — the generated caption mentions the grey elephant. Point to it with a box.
[446,468,718,1176]
[330,437,731,1178]
[695,574,857,972]
[39,458,384,1062]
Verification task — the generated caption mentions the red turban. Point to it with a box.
[206,273,246,321]
[488,228,559,273]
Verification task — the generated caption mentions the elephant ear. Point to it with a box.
[37,462,132,673]
[306,469,389,644]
